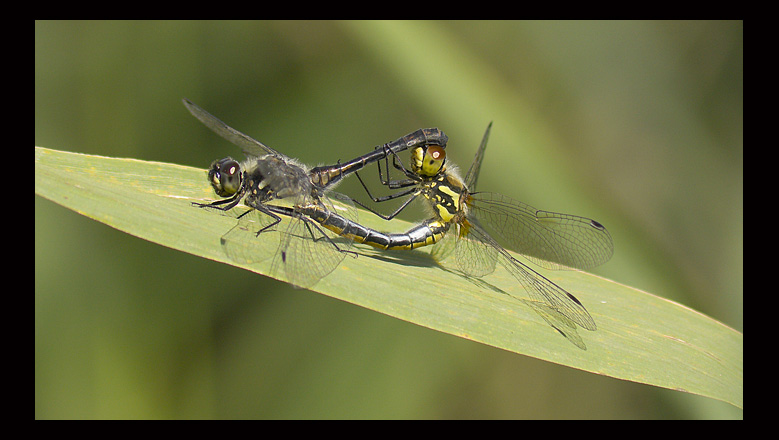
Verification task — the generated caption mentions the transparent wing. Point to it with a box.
[217,193,355,289]
[271,192,357,288]
[468,192,613,270]
[453,219,499,277]
[466,222,597,330]
[428,219,497,278]
[183,98,284,159]
[272,216,349,288]
[429,226,457,263]
[523,300,587,350]
[464,122,492,191]
[220,211,282,265]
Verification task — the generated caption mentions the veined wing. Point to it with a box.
[464,122,492,192]
[218,191,356,288]
[272,192,357,288]
[523,299,587,349]
[183,98,283,160]
[467,221,597,331]
[431,217,498,278]
[220,210,283,266]
[468,192,613,270]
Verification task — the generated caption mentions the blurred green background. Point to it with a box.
[35,21,742,419]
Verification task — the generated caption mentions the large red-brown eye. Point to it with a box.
[421,146,446,176]
[428,146,445,161]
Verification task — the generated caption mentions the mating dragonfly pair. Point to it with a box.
[185,99,613,333]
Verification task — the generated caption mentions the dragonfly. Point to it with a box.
[337,123,613,330]
[184,99,447,288]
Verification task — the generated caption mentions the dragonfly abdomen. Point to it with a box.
[298,204,449,251]
[309,128,449,188]
[351,220,449,250]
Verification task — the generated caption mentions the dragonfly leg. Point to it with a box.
[192,186,245,211]
[291,210,359,257]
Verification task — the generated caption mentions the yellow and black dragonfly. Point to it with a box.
[313,123,613,331]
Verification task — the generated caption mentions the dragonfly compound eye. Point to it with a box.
[421,145,446,177]
[208,157,242,197]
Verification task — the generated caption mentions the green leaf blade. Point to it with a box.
[35,146,743,409]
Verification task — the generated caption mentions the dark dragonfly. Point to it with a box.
[308,123,613,331]
[184,99,447,287]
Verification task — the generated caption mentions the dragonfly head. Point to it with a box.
[208,157,243,197]
[411,145,447,177]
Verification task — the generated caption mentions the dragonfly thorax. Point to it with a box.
[423,173,467,224]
